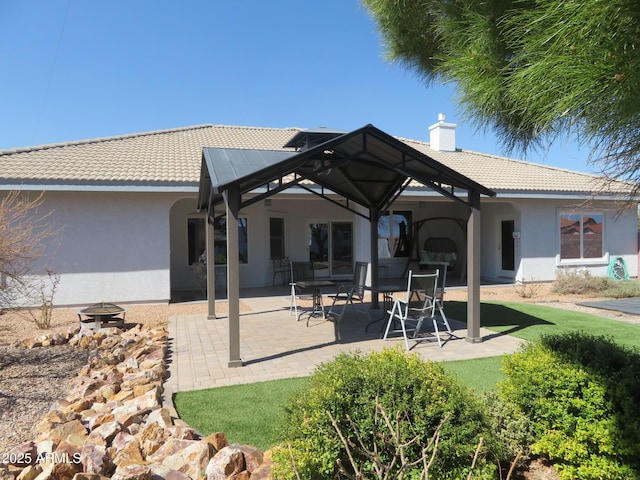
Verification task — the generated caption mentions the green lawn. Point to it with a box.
[444,300,640,349]
[174,301,640,449]
[441,356,505,393]
[173,376,309,452]
[442,300,640,395]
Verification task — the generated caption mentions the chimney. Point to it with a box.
[428,113,456,152]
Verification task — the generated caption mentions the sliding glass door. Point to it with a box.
[309,222,329,277]
[308,221,353,277]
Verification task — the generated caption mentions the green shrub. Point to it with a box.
[272,348,501,480]
[481,390,535,465]
[499,333,640,479]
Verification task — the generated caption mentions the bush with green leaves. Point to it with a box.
[272,348,503,479]
[499,333,640,479]
[481,390,535,466]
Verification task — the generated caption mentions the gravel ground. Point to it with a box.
[0,344,88,452]
[0,300,236,453]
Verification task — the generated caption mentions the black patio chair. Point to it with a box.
[327,261,368,322]
[289,261,315,318]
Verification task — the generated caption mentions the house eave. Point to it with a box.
[491,190,638,201]
[228,185,639,202]
[0,181,199,193]
[2,182,635,202]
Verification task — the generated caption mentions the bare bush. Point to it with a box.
[0,191,60,323]
[513,279,543,299]
[552,269,608,295]
[20,270,60,328]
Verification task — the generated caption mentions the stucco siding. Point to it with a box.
[4,188,635,308]
[41,191,175,306]
[598,206,638,277]
[517,199,638,282]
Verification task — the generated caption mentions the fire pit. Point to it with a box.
[77,302,126,330]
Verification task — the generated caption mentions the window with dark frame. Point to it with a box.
[188,217,249,265]
[187,218,206,265]
[559,213,603,260]
[269,217,285,259]
[212,217,249,264]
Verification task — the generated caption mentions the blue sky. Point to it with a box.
[0,0,595,172]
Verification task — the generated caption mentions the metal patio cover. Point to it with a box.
[197,124,494,215]
[197,124,495,367]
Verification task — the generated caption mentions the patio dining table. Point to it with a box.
[364,281,405,333]
[296,280,335,322]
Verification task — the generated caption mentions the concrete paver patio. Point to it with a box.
[165,288,524,392]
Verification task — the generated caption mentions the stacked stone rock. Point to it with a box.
[1,325,272,480]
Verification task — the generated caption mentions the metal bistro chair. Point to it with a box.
[383,270,452,350]
[289,261,315,318]
[271,257,290,286]
[327,261,368,322]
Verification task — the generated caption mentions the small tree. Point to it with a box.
[0,190,60,321]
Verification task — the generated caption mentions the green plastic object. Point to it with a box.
[607,256,630,281]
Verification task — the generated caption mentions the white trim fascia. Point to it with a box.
[493,191,637,201]
[0,184,199,193]
[400,189,635,201]
[250,186,636,202]
[3,183,635,202]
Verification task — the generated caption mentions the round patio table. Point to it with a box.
[295,280,335,325]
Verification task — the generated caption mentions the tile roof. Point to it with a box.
[401,137,622,194]
[0,125,301,185]
[0,123,630,195]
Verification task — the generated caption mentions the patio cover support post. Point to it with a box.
[369,206,380,309]
[206,218,216,319]
[224,186,243,367]
[467,190,482,343]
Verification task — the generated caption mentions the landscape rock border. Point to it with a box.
[1,325,272,480]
